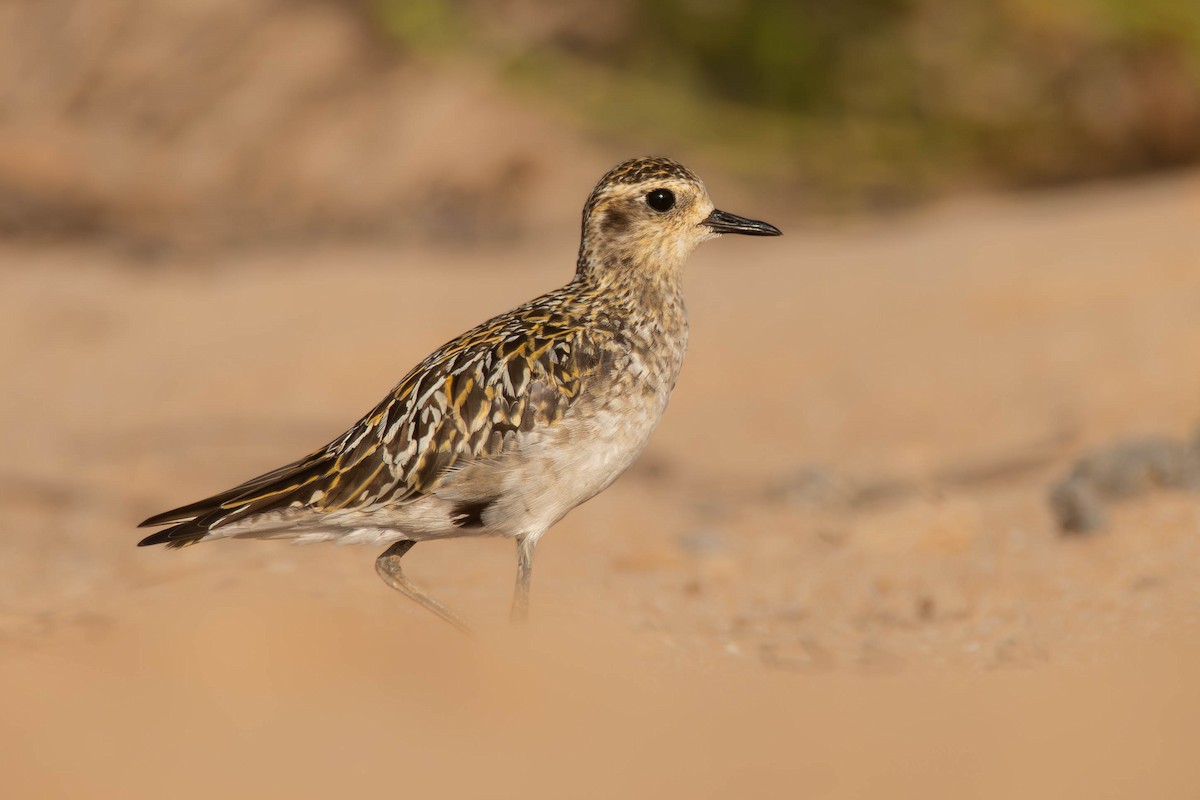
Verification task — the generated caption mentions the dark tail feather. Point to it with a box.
[136,489,246,547]
[137,517,212,548]
[136,450,333,530]
[139,496,233,529]
[137,449,340,547]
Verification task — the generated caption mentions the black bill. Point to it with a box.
[701,208,782,237]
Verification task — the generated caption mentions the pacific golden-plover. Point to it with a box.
[139,156,781,629]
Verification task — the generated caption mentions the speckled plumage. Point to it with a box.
[139,156,780,627]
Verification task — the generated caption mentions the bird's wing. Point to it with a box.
[139,301,600,547]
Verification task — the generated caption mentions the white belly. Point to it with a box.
[527,403,663,523]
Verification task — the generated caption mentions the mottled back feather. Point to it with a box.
[138,286,607,547]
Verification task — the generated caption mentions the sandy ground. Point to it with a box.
[2,171,1200,797]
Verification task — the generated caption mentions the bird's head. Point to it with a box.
[577,157,780,282]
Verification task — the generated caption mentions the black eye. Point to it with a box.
[645,188,675,212]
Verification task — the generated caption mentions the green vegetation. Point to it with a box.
[372,0,462,51]
[371,0,1200,206]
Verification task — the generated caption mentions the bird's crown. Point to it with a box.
[595,156,700,188]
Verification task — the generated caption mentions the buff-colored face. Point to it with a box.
[586,177,717,267]
[578,157,781,278]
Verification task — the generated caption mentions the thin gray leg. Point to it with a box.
[511,535,537,622]
[375,541,469,632]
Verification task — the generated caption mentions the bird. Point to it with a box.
[138,156,781,629]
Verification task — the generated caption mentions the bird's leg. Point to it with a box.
[375,541,469,632]
[510,534,538,622]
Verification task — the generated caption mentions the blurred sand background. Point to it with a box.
[3,1,1200,797]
